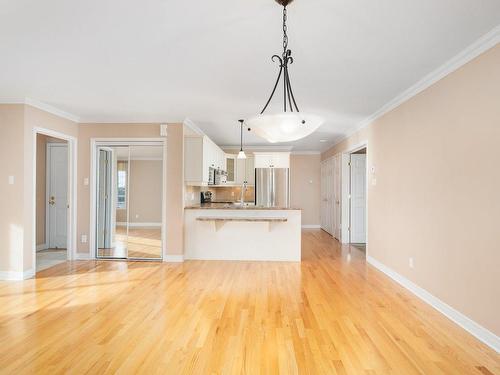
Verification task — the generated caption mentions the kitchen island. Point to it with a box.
[184,203,301,261]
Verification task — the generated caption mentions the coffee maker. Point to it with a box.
[200,191,213,203]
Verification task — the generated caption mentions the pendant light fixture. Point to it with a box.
[246,0,324,143]
[237,119,247,159]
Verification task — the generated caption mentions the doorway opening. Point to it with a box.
[35,134,70,272]
[348,147,367,253]
[91,141,166,261]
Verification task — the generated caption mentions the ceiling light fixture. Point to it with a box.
[237,119,247,159]
[246,0,324,143]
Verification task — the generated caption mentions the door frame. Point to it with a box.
[33,127,77,271]
[89,138,167,261]
[45,142,69,249]
[340,141,369,251]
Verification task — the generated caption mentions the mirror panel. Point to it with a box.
[96,146,129,258]
[126,145,163,259]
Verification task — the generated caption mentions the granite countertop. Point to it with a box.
[185,203,301,210]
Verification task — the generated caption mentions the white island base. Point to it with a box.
[184,208,302,262]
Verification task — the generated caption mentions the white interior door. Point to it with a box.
[326,158,334,234]
[350,154,367,243]
[333,155,341,239]
[47,144,68,249]
[97,148,113,249]
[320,161,327,232]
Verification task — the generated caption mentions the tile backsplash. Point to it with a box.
[184,185,255,206]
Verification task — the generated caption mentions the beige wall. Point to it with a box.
[0,104,25,273]
[290,154,321,226]
[0,104,78,274]
[166,124,184,256]
[321,45,500,335]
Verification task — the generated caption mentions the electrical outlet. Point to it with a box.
[409,257,414,269]
[81,234,88,243]
[371,178,377,186]
[83,177,89,186]
[231,191,235,197]
[135,214,139,219]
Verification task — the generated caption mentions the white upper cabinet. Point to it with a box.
[235,156,255,185]
[253,152,290,169]
[225,154,237,184]
[185,135,227,184]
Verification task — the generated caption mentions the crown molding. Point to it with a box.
[291,151,321,155]
[183,118,205,136]
[25,97,81,123]
[221,145,294,152]
[325,25,500,153]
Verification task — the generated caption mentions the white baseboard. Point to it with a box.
[163,254,184,263]
[367,256,500,353]
[36,243,48,252]
[116,222,162,228]
[0,268,35,281]
[302,225,321,229]
[74,253,91,260]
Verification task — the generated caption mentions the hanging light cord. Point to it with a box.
[239,119,244,151]
[260,5,300,115]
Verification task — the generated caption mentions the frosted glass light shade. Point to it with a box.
[246,113,324,143]
[237,150,247,159]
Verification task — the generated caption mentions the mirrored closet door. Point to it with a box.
[95,142,164,260]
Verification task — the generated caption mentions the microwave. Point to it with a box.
[208,167,227,185]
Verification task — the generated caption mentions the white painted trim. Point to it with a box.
[0,269,35,281]
[74,253,90,260]
[183,118,205,136]
[328,25,500,151]
[367,256,500,353]
[163,254,184,263]
[36,243,48,251]
[116,222,162,228]
[25,98,80,123]
[302,225,321,229]
[291,151,321,155]
[90,138,167,260]
[33,127,77,275]
[221,145,294,152]
[339,140,369,247]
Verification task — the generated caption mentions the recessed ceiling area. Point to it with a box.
[1,0,499,150]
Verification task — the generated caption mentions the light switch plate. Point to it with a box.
[83,177,89,186]
[371,178,377,186]
[8,176,14,185]
[81,234,88,243]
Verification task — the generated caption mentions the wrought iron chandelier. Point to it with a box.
[246,0,323,143]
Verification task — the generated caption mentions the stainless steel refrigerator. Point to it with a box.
[255,168,290,208]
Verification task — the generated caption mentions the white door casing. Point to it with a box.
[350,154,367,243]
[333,154,342,239]
[47,143,68,249]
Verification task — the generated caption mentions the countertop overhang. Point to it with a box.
[185,203,301,210]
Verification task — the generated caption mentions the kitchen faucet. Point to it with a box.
[240,181,247,204]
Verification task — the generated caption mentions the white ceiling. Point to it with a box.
[1,0,499,150]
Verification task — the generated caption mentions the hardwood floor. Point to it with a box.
[0,230,498,374]
[97,227,162,259]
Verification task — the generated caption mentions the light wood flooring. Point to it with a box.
[97,226,162,259]
[0,230,498,374]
